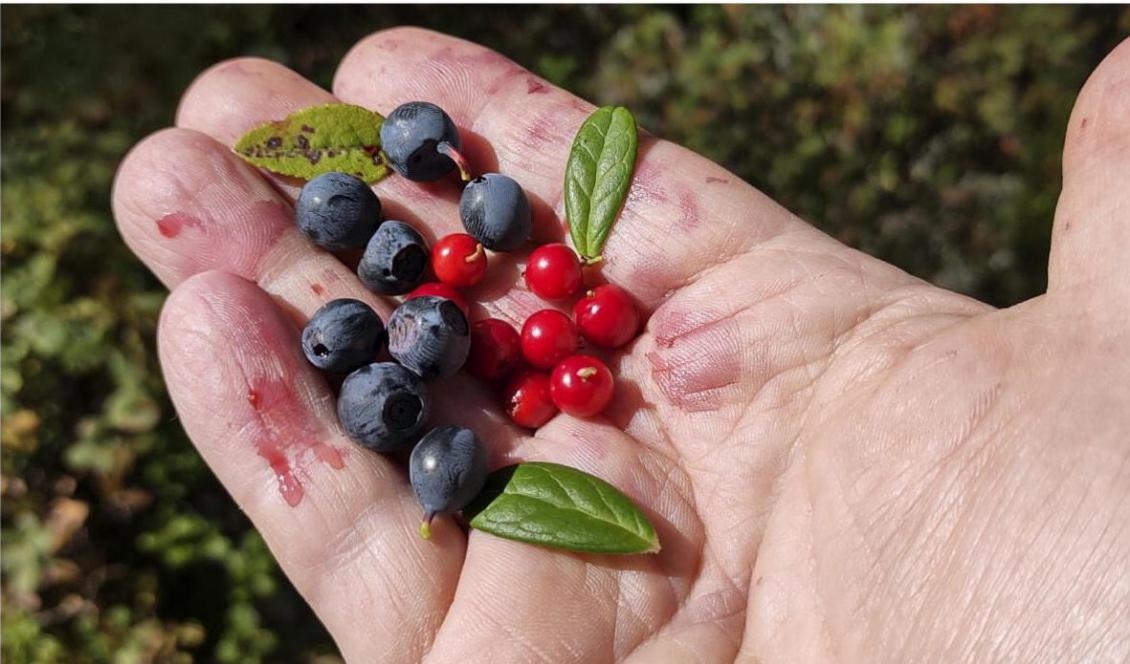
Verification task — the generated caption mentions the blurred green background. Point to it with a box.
[3,5,1128,662]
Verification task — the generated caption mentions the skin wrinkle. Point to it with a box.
[852,369,1012,612]
[891,402,1036,659]
[1003,445,1128,657]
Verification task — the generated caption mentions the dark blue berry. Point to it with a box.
[459,173,531,251]
[380,102,469,182]
[295,172,381,250]
[387,296,470,380]
[337,362,430,451]
[358,220,429,295]
[410,425,488,521]
[300,299,384,373]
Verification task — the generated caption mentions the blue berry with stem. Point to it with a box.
[409,425,488,538]
[380,101,470,182]
[459,173,532,251]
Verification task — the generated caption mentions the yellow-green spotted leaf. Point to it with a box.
[465,462,660,555]
[233,103,391,183]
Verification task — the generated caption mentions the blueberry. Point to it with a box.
[300,299,384,373]
[410,425,488,528]
[387,296,470,380]
[358,220,429,295]
[295,172,381,250]
[380,102,470,182]
[459,173,532,252]
[337,362,431,451]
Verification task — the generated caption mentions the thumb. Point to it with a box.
[1048,38,1130,305]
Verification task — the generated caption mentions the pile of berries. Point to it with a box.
[295,102,640,534]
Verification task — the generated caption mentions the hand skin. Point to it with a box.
[112,28,1130,663]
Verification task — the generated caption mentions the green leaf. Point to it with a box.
[564,106,639,261]
[465,462,660,555]
[233,103,391,183]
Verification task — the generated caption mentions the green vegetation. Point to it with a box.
[3,6,1128,662]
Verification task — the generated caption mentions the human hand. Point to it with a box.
[112,28,1130,662]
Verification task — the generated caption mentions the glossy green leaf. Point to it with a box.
[233,103,391,183]
[564,106,639,262]
[465,462,660,555]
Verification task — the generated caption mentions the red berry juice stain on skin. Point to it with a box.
[246,377,347,507]
[311,283,326,296]
[259,444,304,507]
[646,307,742,412]
[523,107,570,155]
[312,443,346,469]
[677,189,703,232]
[526,77,548,94]
[705,176,729,185]
[626,164,670,207]
[156,212,203,238]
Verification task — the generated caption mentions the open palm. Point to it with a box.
[113,29,1130,662]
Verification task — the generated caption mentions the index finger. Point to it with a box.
[333,27,795,309]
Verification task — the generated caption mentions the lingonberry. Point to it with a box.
[524,243,582,300]
[550,355,614,418]
[521,309,579,369]
[405,282,470,320]
[574,284,640,349]
[467,318,523,382]
[432,233,487,288]
[502,369,557,428]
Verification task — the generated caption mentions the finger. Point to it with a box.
[112,127,342,309]
[158,270,463,662]
[116,71,530,442]
[426,420,746,662]
[176,58,334,201]
[333,27,813,309]
[1048,38,1130,305]
[176,57,463,241]
[173,56,562,328]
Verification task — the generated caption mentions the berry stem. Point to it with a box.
[437,141,471,181]
[418,513,435,540]
[466,243,484,263]
[580,255,604,267]
[577,367,598,380]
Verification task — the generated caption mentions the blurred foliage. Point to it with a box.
[2,5,1128,662]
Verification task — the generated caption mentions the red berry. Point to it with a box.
[550,355,614,417]
[524,243,583,300]
[503,370,557,428]
[521,309,579,369]
[432,233,487,288]
[405,282,470,319]
[467,318,522,381]
[574,284,640,349]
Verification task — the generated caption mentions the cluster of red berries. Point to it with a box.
[406,235,639,429]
